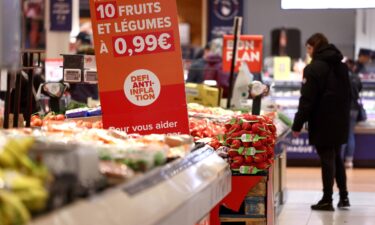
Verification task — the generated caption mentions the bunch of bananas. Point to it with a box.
[0,170,48,212]
[0,137,51,225]
[0,137,50,183]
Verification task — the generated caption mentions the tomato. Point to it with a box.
[83,122,93,129]
[32,118,43,127]
[93,121,103,129]
[55,114,65,121]
[31,115,40,122]
[76,120,84,127]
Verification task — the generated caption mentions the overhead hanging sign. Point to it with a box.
[222,35,263,73]
[89,0,189,135]
[50,0,72,31]
[208,0,244,41]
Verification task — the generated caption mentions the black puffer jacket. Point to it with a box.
[292,44,351,147]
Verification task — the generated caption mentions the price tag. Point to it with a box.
[241,134,254,142]
[112,31,175,57]
[245,147,256,156]
[185,86,200,97]
[84,70,98,84]
[64,69,81,83]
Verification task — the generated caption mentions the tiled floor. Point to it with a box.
[278,168,375,225]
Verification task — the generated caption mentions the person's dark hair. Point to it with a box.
[345,59,355,66]
[194,48,204,59]
[306,33,329,57]
[345,58,356,72]
[204,43,211,51]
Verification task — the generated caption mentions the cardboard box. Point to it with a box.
[247,178,267,197]
[244,196,265,217]
[185,83,221,107]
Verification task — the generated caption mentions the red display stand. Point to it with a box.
[210,166,274,225]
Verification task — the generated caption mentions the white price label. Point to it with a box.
[64,69,82,83]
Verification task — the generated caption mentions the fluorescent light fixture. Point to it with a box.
[282,0,375,9]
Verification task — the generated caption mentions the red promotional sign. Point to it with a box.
[90,0,189,135]
[222,35,263,73]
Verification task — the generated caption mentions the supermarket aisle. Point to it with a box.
[278,168,375,225]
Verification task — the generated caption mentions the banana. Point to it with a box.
[0,190,30,225]
[0,170,48,213]
[15,188,48,212]
[0,149,16,168]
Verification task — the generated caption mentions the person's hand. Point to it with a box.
[292,131,301,138]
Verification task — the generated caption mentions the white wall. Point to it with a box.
[243,0,356,59]
[45,0,79,58]
[355,9,375,59]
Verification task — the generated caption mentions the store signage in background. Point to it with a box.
[50,0,72,31]
[282,133,318,160]
[208,0,244,41]
[273,57,291,81]
[89,0,189,135]
[222,35,263,73]
[45,59,63,82]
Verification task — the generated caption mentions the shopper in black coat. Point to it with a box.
[292,33,351,211]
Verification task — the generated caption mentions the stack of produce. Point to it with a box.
[189,118,226,141]
[30,113,65,127]
[188,103,240,122]
[209,114,277,174]
[31,112,103,129]
[188,103,239,141]
[2,128,193,177]
[0,137,50,225]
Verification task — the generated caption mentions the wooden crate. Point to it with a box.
[221,216,266,225]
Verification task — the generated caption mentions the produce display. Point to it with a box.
[31,113,103,129]
[188,103,238,142]
[209,114,277,174]
[0,100,282,225]
[188,103,241,122]
[0,126,194,225]
[30,113,65,127]
[189,118,226,141]
[187,104,278,174]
